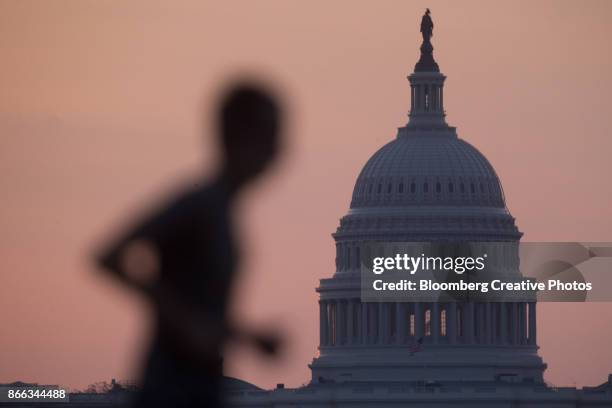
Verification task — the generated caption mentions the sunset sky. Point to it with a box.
[1,0,612,390]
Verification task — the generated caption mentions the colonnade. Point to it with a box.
[319,300,537,348]
[410,83,444,113]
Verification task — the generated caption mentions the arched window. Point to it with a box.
[423,182,429,193]
[368,184,373,194]
[436,182,441,193]
[448,183,454,193]
[399,183,404,193]
[387,183,392,194]
[410,182,416,193]
[480,183,484,193]
[460,183,465,193]
[377,184,382,194]
[470,183,476,194]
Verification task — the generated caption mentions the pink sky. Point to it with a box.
[1,0,612,390]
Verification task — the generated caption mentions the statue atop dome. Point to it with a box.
[414,8,440,72]
[420,8,433,42]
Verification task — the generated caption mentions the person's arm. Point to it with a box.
[94,192,196,296]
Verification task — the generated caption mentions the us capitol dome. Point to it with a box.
[228,10,612,408]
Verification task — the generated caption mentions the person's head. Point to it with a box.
[216,82,282,188]
[425,8,431,15]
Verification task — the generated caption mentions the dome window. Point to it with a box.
[425,309,431,336]
[441,309,447,336]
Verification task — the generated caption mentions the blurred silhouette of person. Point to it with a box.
[95,82,283,407]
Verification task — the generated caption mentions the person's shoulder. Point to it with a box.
[162,178,232,222]
[171,182,215,210]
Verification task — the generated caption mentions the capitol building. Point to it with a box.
[227,13,612,408]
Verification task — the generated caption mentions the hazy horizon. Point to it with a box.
[1,0,612,390]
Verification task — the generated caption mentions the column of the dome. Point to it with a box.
[510,302,518,345]
[355,300,360,343]
[500,303,508,344]
[328,301,334,346]
[516,302,522,345]
[414,302,423,340]
[508,303,514,345]
[448,303,457,344]
[337,300,345,345]
[382,303,388,344]
[344,300,349,344]
[432,84,436,112]
[319,300,328,347]
[515,303,521,345]
[480,303,487,343]
[347,299,354,345]
[490,303,497,344]
[474,303,481,343]
[473,303,480,343]
[377,303,384,344]
[475,303,480,343]
[519,303,524,345]
[485,303,492,344]
[336,300,341,345]
[492,303,497,344]
[334,300,340,345]
[432,302,440,344]
[504,302,513,344]
[523,303,529,344]
[361,302,368,344]
[528,302,537,345]
[466,302,475,344]
[396,303,405,344]
[518,303,526,345]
